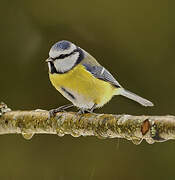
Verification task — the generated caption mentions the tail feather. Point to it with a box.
[119,88,154,107]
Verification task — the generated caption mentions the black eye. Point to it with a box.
[58,54,67,59]
[51,54,68,60]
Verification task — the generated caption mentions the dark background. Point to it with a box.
[1,0,175,179]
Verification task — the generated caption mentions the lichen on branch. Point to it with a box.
[0,102,175,144]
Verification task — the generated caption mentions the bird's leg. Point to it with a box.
[49,104,74,117]
[89,104,97,113]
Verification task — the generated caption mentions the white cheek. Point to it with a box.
[54,52,79,72]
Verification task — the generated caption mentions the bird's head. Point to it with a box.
[46,40,84,74]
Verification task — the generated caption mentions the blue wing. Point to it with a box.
[82,63,121,88]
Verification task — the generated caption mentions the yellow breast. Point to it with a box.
[49,64,116,107]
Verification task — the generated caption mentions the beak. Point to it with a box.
[45,57,53,62]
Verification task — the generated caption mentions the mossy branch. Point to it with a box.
[0,102,175,144]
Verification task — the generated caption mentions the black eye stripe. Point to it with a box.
[58,54,69,59]
[52,47,79,60]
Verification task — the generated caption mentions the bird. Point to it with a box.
[46,40,153,115]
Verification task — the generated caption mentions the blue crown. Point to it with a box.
[52,40,71,51]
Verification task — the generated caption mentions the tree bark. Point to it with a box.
[0,102,174,144]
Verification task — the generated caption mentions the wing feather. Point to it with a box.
[82,63,121,88]
[80,50,121,87]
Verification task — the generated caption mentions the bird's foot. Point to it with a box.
[77,104,97,115]
[77,109,90,115]
[49,104,74,118]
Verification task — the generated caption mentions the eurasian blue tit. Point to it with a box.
[46,40,153,114]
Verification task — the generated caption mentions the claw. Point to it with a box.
[77,109,89,115]
[49,104,74,118]
[49,108,63,118]
[77,104,97,115]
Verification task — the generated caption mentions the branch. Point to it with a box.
[0,102,174,144]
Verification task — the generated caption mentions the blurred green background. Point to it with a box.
[0,0,175,179]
